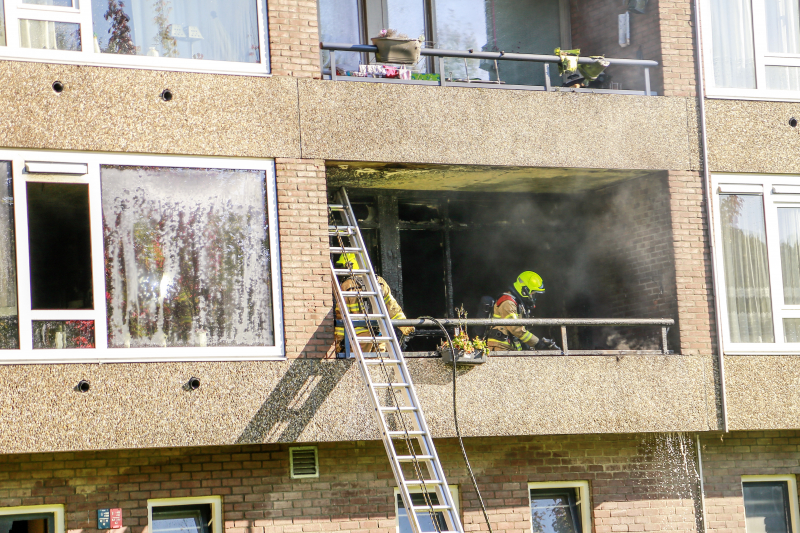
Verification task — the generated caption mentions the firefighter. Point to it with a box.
[486,271,560,352]
[334,253,414,353]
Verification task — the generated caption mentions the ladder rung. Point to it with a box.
[351,336,393,342]
[388,430,426,436]
[329,225,355,232]
[330,246,362,253]
[379,406,417,412]
[341,290,379,297]
[412,505,452,512]
[396,456,435,462]
[364,359,403,365]
[349,313,388,319]
[328,204,345,210]
[373,382,410,388]
[333,268,371,275]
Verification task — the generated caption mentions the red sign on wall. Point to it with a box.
[110,508,122,529]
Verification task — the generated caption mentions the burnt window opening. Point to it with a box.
[334,176,678,353]
[0,514,55,533]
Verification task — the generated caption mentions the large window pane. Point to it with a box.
[22,0,73,6]
[26,182,94,310]
[719,194,774,343]
[778,207,800,304]
[530,488,582,533]
[743,481,792,533]
[386,0,425,44]
[19,20,81,50]
[765,0,800,54]
[318,0,361,71]
[435,0,560,86]
[102,166,274,348]
[91,0,260,62]
[0,162,18,349]
[784,318,800,342]
[709,0,756,88]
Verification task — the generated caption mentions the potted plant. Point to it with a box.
[438,306,488,364]
[371,29,423,65]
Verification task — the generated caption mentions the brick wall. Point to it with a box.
[267,0,321,77]
[275,158,334,358]
[656,0,697,97]
[700,430,800,533]
[668,170,716,356]
[584,173,681,351]
[0,434,702,533]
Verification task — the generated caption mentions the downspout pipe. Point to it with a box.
[692,0,729,432]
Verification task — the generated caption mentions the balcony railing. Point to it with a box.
[321,42,660,96]
[391,317,674,356]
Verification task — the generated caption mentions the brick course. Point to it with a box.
[275,158,334,358]
[267,0,321,77]
[0,434,702,533]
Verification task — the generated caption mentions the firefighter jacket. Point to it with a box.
[487,293,539,351]
[334,276,414,342]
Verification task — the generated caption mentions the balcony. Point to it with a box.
[321,42,658,96]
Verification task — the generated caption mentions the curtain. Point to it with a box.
[778,207,800,304]
[318,0,361,71]
[719,194,774,343]
[102,166,274,348]
[0,0,6,46]
[19,20,81,50]
[0,162,18,349]
[100,0,259,62]
[709,0,756,88]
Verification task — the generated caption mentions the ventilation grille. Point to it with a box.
[290,447,319,478]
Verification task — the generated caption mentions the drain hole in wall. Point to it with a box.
[52,81,64,93]
[790,117,798,128]
[161,89,173,101]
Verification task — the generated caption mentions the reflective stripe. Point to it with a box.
[519,331,534,344]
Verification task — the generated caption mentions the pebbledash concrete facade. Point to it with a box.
[0,0,800,532]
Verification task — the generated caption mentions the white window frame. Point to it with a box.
[741,475,800,533]
[528,481,591,533]
[0,505,65,533]
[711,173,800,354]
[0,148,284,363]
[394,485,458,533]
[148,496,222,533]
[0,0,270,76]
[700,0,800,101]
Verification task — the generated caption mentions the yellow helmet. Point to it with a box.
[336,253,361,270]
[513,271,545,298]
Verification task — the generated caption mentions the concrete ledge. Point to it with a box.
[0,355,718,454]
[0,62,301,158]
[299,79,700,170]
[725,355,800,430]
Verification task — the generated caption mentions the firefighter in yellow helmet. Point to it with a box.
[334,253,415,353]
[486,271,560,352]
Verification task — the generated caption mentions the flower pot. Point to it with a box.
[371,37,421,65]
[439,347,487,365]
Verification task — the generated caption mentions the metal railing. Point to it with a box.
[321,42,659,96]
[391,317,675,356]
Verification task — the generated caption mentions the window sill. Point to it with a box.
[0,49,272,77]
[724,348,800,356]
[705,89,800,103]
[0,349,287,364]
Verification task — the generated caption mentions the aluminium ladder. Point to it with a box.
[328,188,464,533]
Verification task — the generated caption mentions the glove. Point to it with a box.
[534,337,561,351]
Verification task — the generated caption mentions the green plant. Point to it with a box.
[440,305,487,353]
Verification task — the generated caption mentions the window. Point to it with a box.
[148,497,221,533]
[528,481,591,533]
[318,0,570,86]
[0,0,269,74]
[395,485,458,533]
[701,0,800,99]
[0,151,283,362]
[712,175,800,352]
[742,476,799,533]
[0,505,64,533]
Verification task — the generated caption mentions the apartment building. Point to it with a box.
[0,0,798,532]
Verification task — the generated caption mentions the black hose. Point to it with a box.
[420,316,493,533]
